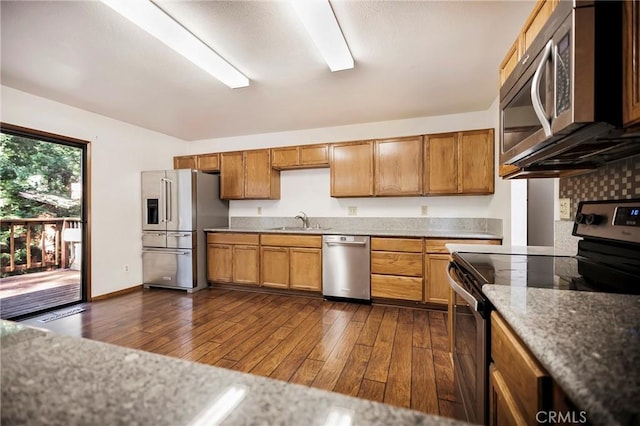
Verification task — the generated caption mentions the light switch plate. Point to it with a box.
[348,206,357,216]
[559,198,571,220]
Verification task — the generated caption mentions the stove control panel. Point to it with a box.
[573,199,640,244]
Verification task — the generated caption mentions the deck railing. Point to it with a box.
[0,218,81,275]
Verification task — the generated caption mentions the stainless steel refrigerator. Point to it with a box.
[141,169,228,292]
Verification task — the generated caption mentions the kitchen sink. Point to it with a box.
[268,226,330,231]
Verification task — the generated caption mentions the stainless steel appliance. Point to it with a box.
[499,1,639,172]
[141,170,228,292]
[448,199,640,424]
[322,235,371,302]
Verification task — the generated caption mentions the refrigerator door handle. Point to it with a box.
[142,249,190,256]
[166,178,172,223]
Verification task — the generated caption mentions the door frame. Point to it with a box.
[0,122,92,302]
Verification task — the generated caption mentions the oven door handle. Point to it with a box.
[447,263,479,311]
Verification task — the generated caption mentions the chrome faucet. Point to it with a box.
[295,211,310,228]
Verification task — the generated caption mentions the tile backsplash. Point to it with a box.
[559,155,640,219]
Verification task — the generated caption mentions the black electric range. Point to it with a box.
[448,199,640,425]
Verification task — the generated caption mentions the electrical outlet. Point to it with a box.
[421,205,428,216]
[559,198,571,220]
[124,265,129,272]
[257,206,262,215]
[348,206,357,216]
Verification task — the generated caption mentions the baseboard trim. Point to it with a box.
[91,284,143,301]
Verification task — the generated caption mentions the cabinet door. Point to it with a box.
[374,136,423,196]
[424,133,458,194]
[271,147,299,169]
[330,141,374,197]
[489,364,527,426]
[245,149,280,199]
[173,155,197,170]
[220,152,245,199]
[300,144,329,167]
[624,0,640,126]
[197,153,219,172]
[522,0,556,52]
[207,244,232,282]
[290,248,322,291]
[261,246,289,288]
[425,254,451,305]
[459,129,494,194]
[233,245,259,285]
[499,39,520,87]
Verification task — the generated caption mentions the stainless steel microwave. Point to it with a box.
[499,1,638,170]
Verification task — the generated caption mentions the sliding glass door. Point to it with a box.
[0,124,88,319]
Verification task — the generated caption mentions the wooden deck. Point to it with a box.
[30,287,465,420]
[0,269,81,319]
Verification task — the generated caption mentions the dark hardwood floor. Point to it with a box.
[35,287,464,419]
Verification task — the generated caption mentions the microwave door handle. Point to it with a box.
[531,40,553,137]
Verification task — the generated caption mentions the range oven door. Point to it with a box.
[448,262,490,425]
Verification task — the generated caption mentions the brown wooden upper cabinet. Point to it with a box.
[173,153,219,172]
[173,155,197,170]
[424,129,494,195]
[220,150,280,200]
[271,144,329,169]
[499,0,558,86]
[196,153,219,172]
[624,0,640,127]
[330,141,374,197]
[374,136,423,196]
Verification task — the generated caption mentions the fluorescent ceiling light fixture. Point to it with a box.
[100,0,249,88]
[291,0,354,72]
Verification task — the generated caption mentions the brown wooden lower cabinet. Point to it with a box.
[424,254,450,304]
[260,246,289,289]
[370,237,424,301]
[260,234,322,292]
[289,248,322,291]
[206,233,259,286]
[489,364,527,425]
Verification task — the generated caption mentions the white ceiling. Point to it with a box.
[0,0,534,141]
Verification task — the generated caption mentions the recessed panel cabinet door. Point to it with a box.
[289,248,322,291]
[207,244,232,282]
[330,141,374,197]
[374,137,423,196]
[261,246,289,289]
[425,254,451,305]
[424,133,458,195]
[459,129,494,194]
[220,152,245,199]
[245,149,280,199]
[232,245,259,285]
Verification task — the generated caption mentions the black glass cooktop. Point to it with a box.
[453,252,640,295]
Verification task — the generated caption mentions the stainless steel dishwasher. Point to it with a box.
[322,235,371,302]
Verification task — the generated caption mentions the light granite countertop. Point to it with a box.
[204,227,502,240]
[446,244,576,256]
[1,320,465,426]
[483,286,640,426]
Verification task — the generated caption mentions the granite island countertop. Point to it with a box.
[483,286,640,426]
[1,320,466,426]
[204,227,502,240]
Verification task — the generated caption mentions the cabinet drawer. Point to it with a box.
[260,234,322,248]
[371,252,423,277]
[371,274,422,301]
[425,238,500,253]
[207,233,259,245]
[371,237,422,252]
[491,312,550,423]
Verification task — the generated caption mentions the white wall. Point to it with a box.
[1,86,184,297]
[192,98,518,245]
